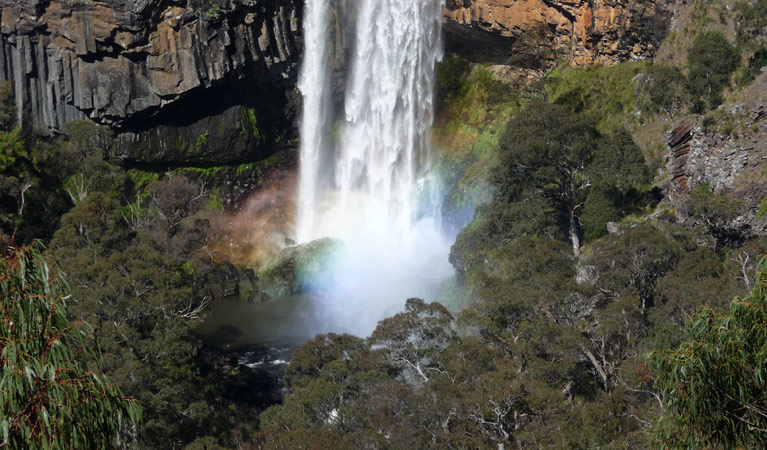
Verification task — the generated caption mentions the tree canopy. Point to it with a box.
[0,242,141,449]
[687,31,740,112]
[653,255,767,448]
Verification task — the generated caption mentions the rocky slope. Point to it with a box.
[666,73,767,236]
[1,0,301,165]
[442,0,671,65]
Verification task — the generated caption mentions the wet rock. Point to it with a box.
[200,262,265,303]
[257,238,343,299]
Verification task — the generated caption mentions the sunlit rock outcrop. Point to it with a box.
[442,0,671,65]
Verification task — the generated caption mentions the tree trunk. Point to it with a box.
[569,207,581,256]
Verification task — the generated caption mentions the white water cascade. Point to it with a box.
[297,0,453,336]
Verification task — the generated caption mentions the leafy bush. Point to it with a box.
[490,102,648,254]
[637,64,690,121]
[687,184,744,248]
[435,56,471,101]
[736,0,767,48]
[687,31,740,112]
[0,242,141,448]
[0,81,15,131]
[741,46,767,85]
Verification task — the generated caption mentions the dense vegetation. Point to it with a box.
[2,1,767,448]
[0,242,140,449]
[0,86,275,448]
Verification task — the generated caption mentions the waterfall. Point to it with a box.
[296,0,332,243]
[297,0,452,336]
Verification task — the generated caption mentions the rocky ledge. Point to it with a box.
[442,0,671,65]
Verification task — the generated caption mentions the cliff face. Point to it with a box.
[666,73,767,236]
[442,0,671,65]
[0,0,672,166]
[1,0,301,164]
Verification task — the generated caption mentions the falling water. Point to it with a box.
[297,0,452,336]
[296,0,332,243]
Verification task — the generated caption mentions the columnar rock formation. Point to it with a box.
[1,0,299,129]
[1,0,301,164]
[442,0,671,65]
[1,0,673,166]
[665,73,767,235]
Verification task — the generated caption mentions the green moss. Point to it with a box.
[758,198,767,218]
[181,262,195,275]
[206,188,224,211]
[127,169,160,194]
[177,166,228,178]
[242,108,262,140]
[194,130,209,153]
[176,135,188,153]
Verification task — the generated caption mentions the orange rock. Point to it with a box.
[444,0,670,66]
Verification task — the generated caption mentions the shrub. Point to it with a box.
[687,31,740,112]
[638,64,690,121]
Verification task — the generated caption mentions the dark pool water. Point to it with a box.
[197,293,324,350]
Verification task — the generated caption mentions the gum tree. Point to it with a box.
[0,242,141,449]
[653,255,767,448]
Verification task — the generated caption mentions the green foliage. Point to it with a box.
[736,0,767,49]
[547,61,649,134]
[585,224,683,310]
[0,242,141,449]
[435,56,471,100]
[243,108,262,140]
[0,128,27,172]
[491,101,649,254]
[474,66,515,106]
[370,299,458,383]
[687,31,740,112]
[653,255,767,448]
[195,130,209,153]
[741,46,767,85]
[687,184,744,248]
[580,188,621,243]
[758,197,767,218]
[638,64,690,121]
[0,81,15,132]
[45,172,258,449]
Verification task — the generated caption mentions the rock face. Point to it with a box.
[666,73,767,235]
[257,238,342,299]
[0,0,674,166]
[1,0,301,164]
[442,0,671,65]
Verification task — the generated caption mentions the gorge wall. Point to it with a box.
[1,0,672,170]
[1,0,302,166]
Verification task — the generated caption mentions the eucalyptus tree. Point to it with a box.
[0,242,141,449]
[653,255,767,448]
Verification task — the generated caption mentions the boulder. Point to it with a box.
[257,238,343,299]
